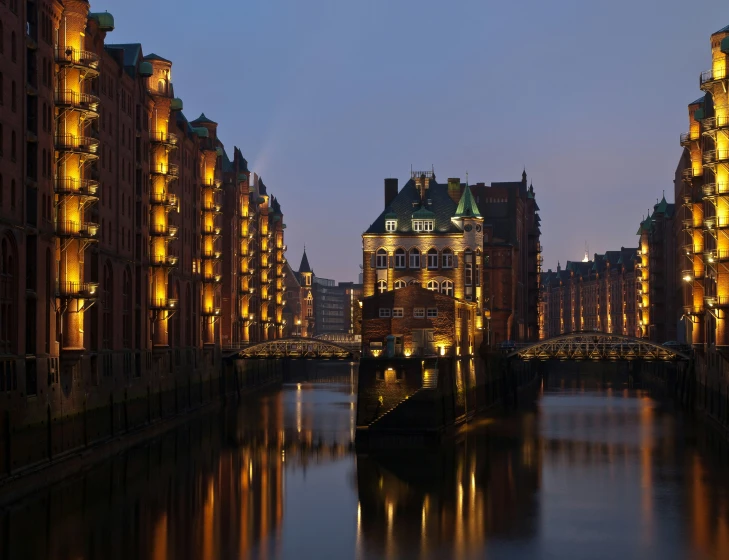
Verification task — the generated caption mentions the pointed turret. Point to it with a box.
[454,186,482,218]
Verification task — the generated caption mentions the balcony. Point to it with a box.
[54,177,99,198]
[700,114,729,132]
[705,216,729,229]
[150,254,178,267]
[201,307,222,317]
[682,168,695,182]
[56,281,99,299]
[54,46,100,72]
[149,131,178,147]
[700,67,727,88]
[202,178,222,191]
[704,296,729,307]
[682,218,695,230]
[702,182,729,196]
[202,225,221,236]
[150,163,179,178]
[150,298,178,310]
[201,250,222,260]
[55,134,100,155]
[150,191,178,207]
[56,220,100,239]
[703,149,729,164]
[202,202,222,214]
[202,272,222,283]
[55,90,100,115]
[681,132,699,146]
[149,224,178,237]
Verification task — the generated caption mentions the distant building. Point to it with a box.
[541,248,640,339]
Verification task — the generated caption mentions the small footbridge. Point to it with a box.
[508,332,691,362]
[235,337,355,360]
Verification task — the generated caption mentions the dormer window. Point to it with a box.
[412,220,434,232]
[385,219,397,232]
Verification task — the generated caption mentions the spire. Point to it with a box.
[522,168,527,184]
[298,249,313,274]
[454,186,482,218]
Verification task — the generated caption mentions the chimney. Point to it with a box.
[384,178,398,208]
[447,178,462,204]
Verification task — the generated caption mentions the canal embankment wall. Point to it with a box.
[0,356,282,487]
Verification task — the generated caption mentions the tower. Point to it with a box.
[299,249,314,335]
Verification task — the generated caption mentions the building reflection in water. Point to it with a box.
[0,366,356,560]
[355,410,541,560]
[3,368,729,559]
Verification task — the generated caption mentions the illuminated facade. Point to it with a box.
[220,152,288,348]
[680,25,729,348]
[541,248,640,339]
[0,2,290,433]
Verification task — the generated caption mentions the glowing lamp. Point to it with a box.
[683,274,693,283]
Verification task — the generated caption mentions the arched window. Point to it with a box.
[158,79,165,94]
[441,280,454,297]
[11,80,16,112]
[185,284,192,347]
[377,279,387,294]
[427,280,439,291]
[306,291,313,302]
[409,248,420,269]
[408,280,420,286]
[442,248,454,269]
[11,31,16,63]
[376,248,388,269]
[427,248,438,269]
[102,262,113,349]
[10,179,15,208]
[11,130,16,161]
[394,248,406,269]
[0,236,17,355]
[394,280,407,289]
[0,21,4,56]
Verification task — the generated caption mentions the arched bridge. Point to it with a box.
[236,338,355,360]
[508,332,691,362]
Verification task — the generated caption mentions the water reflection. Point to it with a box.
[3,368,729,559]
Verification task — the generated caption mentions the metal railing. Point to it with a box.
[703,149,729,164]
[56,281,99,298]
[149,131,178,145]
[54,134,99,154]
[54,177,99,196]
[150,255,178,266]
[54,46,100,69]
[150,163,179,177]
[701,67,727,86]
[54,89,100,111]
[56,220,100,238]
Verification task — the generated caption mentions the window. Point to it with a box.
[377,279,387,294]
[394,248,406,268]
[11,80,16,112]
[0,72,3,105]
[427,308,438,318]
[10,131,16,161]
[441,280,454,296]
[442,248,453,268]
[394,280,406,289]
[376,248,388,269]
[427,248,438,269]
[11,31,16,63]
[385,219,397,232]
[412,219,434,232]
[392,308,404,318]
[465,249,473,286]
[427,280,439,291]
[379,308,391,318]
[413,307,425,318]
[409,248,420,269]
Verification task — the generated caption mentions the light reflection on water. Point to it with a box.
[2,366,729,560]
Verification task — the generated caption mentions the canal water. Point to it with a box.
[2,363,729,560]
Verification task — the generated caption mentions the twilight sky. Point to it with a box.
[93,0,727,282]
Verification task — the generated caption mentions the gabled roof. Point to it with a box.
[144,53,172,64]
[299,250,313,274]
[365,179,461,234]
[191,113,217,125]
[713,24,729,35]
[454,186,482,218]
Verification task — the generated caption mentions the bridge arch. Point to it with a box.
[237,337,354,359]
[509,332,690,361]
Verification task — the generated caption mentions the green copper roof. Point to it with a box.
[170,98,183,111]
[384,207,397,220]
[690,96,705,106]
[636,216,652,235]
[138,61,153,77]
[722,35,729,54]
[192,127,209,138]
[694,108,705,121]
[412,207,436,219]
[89,12,115,31]
[454,186,482,218]
[654,195,669,214]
